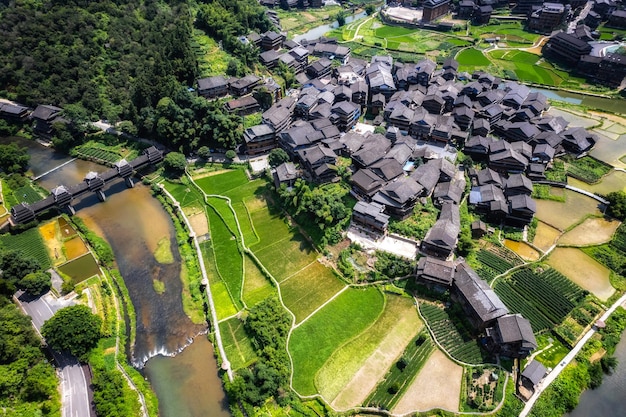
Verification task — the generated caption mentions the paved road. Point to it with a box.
[16,292,94,417]
[520,292,626,416]
[567,1,593,34]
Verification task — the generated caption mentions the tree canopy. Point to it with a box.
[18,271,51,296]
[0,143,30,174]
[606,191,626,220]
[41,305,102,359]
[0,250,42,296]
[268,148,289,167]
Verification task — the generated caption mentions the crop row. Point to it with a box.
[366,335,434,409]
[494,281,553,331]
[477,250,514,274]
[516,269,586,304]
[510,274,576,320]
[420,303,484,364]
[76,147,121,163]
[0,228,52,269]
[485,246,523,267]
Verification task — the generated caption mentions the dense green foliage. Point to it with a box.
[0,249,42,296]
[0,0,196,123]
[226,297,292,408]
[163,151,187,176]
[42,305,102,360]
[372,251,415,280]
[195,0,272,67]
[606,191,626,220]
[91,364,140,417]
[268,148,289,167]
[276,179,352,247]
[389,201,438,240]
[18,271,52,296]
[565,156,612,184]
[0,298,60,415]
[0,143,30,173]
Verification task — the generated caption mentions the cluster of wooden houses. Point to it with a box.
[0,102,66,140]
[195,32,610,361]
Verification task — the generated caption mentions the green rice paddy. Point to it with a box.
[289,286,385,395]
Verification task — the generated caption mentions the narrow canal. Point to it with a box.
[2,137,230,417]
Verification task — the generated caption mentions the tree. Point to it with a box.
[41,305,102,359]
[268,148,289,167]
[0,250,42,296]
[365,4,376,15]
[336,10,347,27]
[163,152,187,176]
[606,191,626,220]
[0,143,29,174]
[197,146,212,160]
[18,271,51,296]
[225,150,237,160]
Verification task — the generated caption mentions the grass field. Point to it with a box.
[252,233,318,280]
[206,204,244,311]
[195,169,249,195]
[219,317,257,370]
[456,48,491,70]
[242,255,276,307]
[319,295,422,407]
[0,228,51,269]
[14,184,44,204]
[289,287,385,395]
[280,262,346,323]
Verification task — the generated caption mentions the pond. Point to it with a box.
[547,247,614,301]
[58,252,100,284]
[565,321,626,417]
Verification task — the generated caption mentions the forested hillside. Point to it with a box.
[0,0,196,123]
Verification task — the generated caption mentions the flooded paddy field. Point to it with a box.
[547,247,614,301]
[558,217,620,246]
[535,190,603,231]
[504,239,541,261]
[532,221,562,252]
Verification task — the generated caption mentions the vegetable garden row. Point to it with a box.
[420,303,485,364]
[75,146,122,164]
[475,249,518,282]
[0,228,51,269]
[493,267,586,332]
[365,334,434,410]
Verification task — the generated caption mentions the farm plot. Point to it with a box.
[420,303,486,364]
[219,317,256,371]
[548,247,614,301]
[200,240,238,319]
[393,348,463,414]
[74,146,122,164]
[206,205,244,311]
[318,295,422,408]
[456,48,491,69]
[14,184,43,204]
[0,228,51,269]
[163,180,204,213]
[195,169,248,195]
[474,246,522,283]
[365,334,434,410]
[242,255,276,307]
[494,268,586,332]
[289,287,384,396]
[252,234,318,281]
[280,261,346,323]
[559,217,621,247]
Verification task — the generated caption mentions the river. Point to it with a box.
[292,10,368,43]
[2,137,230,417]
[565,329,626,417]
